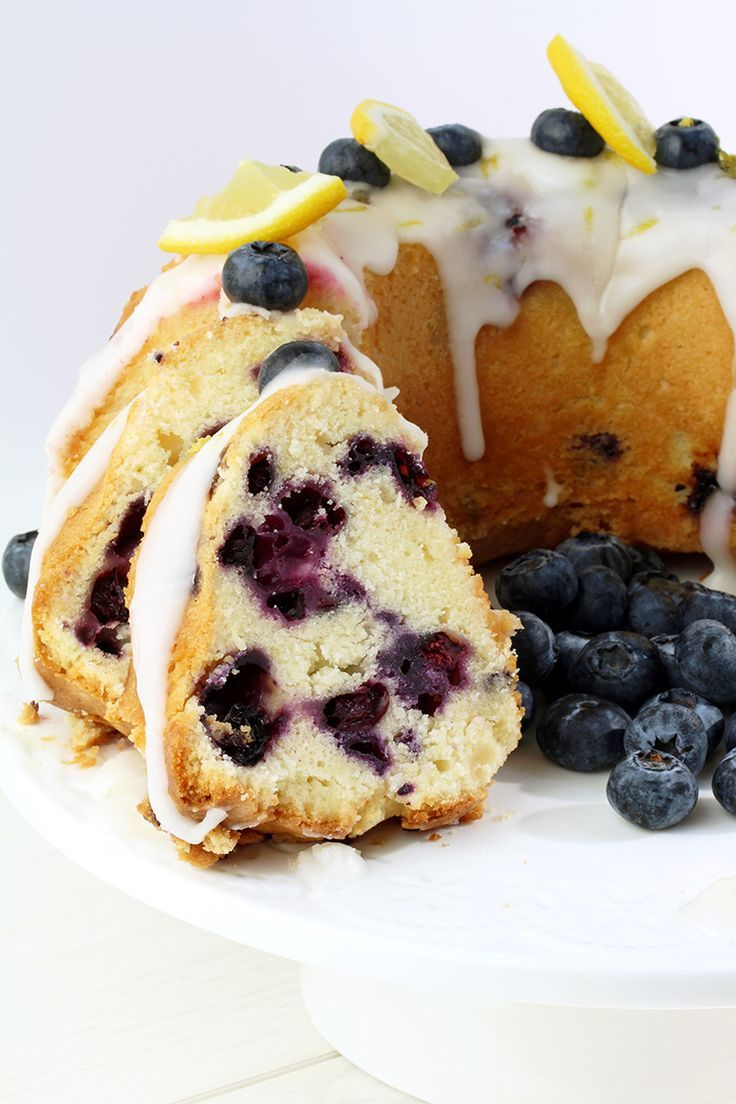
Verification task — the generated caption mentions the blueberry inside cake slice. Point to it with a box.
[128,355,521,861]
[25,309,356,732]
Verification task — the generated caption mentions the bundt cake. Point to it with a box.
[123,367,519,860]
[14,35,736,859]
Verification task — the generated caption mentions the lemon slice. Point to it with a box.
[351,99,458,195]
[546,34,656,174]
[158,161,348,254]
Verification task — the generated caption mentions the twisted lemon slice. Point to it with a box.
[158,161,347,254]
[547,34,656,174]
[351,99,458,195]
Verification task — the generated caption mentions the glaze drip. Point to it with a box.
[46,138,736,586]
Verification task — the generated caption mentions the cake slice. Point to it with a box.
[24,308,372,733]
[126,362,520,861]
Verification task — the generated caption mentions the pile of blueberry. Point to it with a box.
[531,109,721,171]
[498,532,736,829]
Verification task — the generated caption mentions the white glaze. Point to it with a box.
[46,254,224,491]
[46,141,736,588]
[129,367,387,843]
[305,143,736,582]
[20,404,132,702]
[294,842,366,890]
[218,289,274,321]
[544,466,564,509]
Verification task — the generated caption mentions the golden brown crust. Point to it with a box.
[363,248,734,559]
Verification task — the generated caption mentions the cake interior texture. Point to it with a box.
[125,372,519,860]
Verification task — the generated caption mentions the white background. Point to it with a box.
[3,0,736,543]
[3,4,736,1100]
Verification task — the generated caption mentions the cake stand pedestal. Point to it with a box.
[302,967,736,1104]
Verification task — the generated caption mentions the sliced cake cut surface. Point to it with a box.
[24,308,374,733]
[128,367,520,859]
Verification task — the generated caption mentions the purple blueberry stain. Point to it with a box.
[685,464,718,516]
[321,682,392,774]
[336,730,392,774]
[198,649,281,767]
[323,681,390,731]
[199,419,227,440]
[378,630,470,716]
[397,782,414,797]
[74,496,147,656]
[218,481,351,622]
[337,345,351,372]
[340,435,437,507]
[505,211,528,245]
[279,483,346,533]
[247,449,274,495]
[572,433,624,462]
[395,729,422,755]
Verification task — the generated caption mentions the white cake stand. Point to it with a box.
[2,595,736,1104]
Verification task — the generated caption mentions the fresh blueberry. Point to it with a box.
[675,619,736,705]
[554,630,590,687]
[713,749,736,815]
[624,702,708,776]
[531,108,605,158]
[556,531,633,581]
[626,573,687,636]
[679,587,736,635]
[725,713,736,752]
[318,138,390,187]
[643,688,724,756]
[564,565,627,634]
[570,631,663,711]
[650,634,681,687]
[537,694,629,771]
[495,549,577,619]
[654,118,719,170]
[517,680,536,732]
[427,124,482,166]
[258,340,339,393]
[513,611,558,685]
[3,530,37,599]
[627,546,666,576]
[222,241,309,311]
[607,751,698,830]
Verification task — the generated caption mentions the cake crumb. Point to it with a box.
[428,832,442,842]
[69,714,117,767]
[294,842,366,890]
[17,701,39,726]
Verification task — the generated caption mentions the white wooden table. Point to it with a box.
[0,791,417,1103]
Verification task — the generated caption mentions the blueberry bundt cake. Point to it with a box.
[124,365,519,860]
[16,36,736,860]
